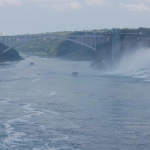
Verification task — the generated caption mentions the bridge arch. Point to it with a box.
[2,35,103,53]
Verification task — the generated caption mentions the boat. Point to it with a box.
[71,72,79,77]
[30,62,34,66]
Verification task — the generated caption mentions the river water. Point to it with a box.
[1,50,150,150]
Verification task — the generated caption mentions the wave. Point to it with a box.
[49,91,57,96]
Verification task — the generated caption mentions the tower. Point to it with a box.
[112,28,120,61]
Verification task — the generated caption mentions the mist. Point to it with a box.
[111,48,150,79]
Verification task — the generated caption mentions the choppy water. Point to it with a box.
[1,51,150,150]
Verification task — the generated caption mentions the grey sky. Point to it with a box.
[0,0,150,35]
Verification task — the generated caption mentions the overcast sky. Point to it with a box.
[0,0,150,35]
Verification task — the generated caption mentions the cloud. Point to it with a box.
[0,0,22,6]
[84,0,109,6]
[53,1,82,11]
[138,0,150,2]
[120,3,150,12]
[27,0,111,9]
[26,0,82,10]
[31,0,69,2]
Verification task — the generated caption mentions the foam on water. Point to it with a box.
[49,91,57,96]
[2,103,44,147]
[31,89,43,93]
[0,98,11,105]
[23,103,44,116]
[32,78,41,82]
[2,101,73,149]
[32,147,61,150]
[26,88,43,96]
[3,118,27,145]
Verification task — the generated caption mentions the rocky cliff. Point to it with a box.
[0,43,24,63]
[121,35,150,54]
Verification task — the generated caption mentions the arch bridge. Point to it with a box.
[0,29,141,61]
[0,34,106,53]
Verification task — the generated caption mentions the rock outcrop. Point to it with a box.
[0,43,24,63]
